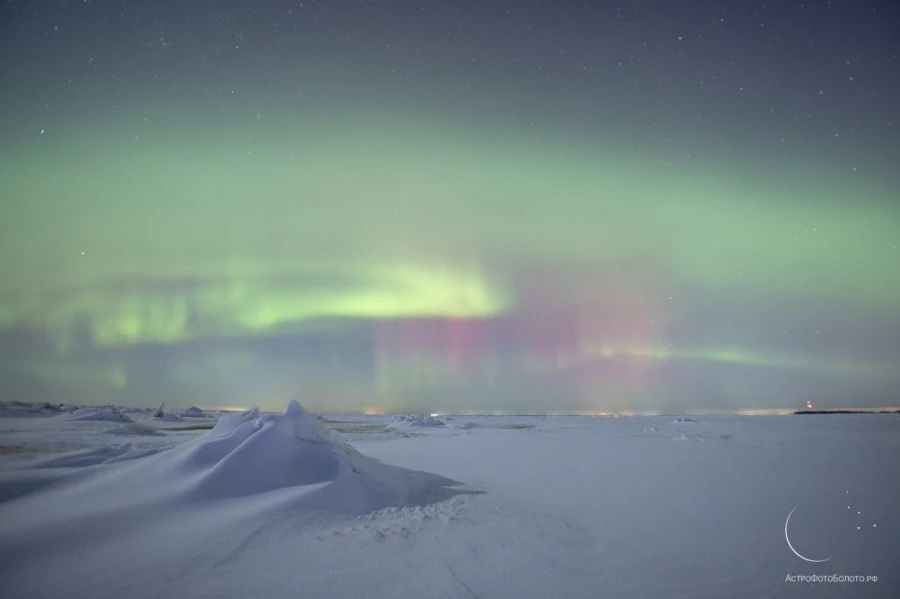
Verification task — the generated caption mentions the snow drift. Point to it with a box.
[66,407,133,423]
[0,400,468,522]
[0,401,475,599]
[181,406,207,418]
[174,400,395,506]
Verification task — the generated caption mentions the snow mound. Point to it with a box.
[152,411,184,422]
[160,400,461,508]
[387,414,446,429]
[67,407,133,423]
[452,421,479,429]
[181,406,207,418]
[105,423,165,437]
[672,416,697,423]
[0,397,474,561]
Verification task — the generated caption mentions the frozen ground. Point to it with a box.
[0,400,897,598]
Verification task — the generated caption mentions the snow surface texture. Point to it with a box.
[0,404,898,599]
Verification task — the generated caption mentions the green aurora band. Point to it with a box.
[2,116,899,410]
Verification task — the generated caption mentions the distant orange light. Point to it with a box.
[806,400,813,409]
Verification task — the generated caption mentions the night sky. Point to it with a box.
[1,0,898,413]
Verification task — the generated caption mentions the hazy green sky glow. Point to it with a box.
[1,1,898,412]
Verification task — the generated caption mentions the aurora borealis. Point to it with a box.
[1,1,898,413]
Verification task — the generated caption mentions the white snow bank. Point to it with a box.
[387,414,446,429]
[67,407,133,423]
[105,423,165,437]
[452,421,479,429]
[181,406,207,418]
